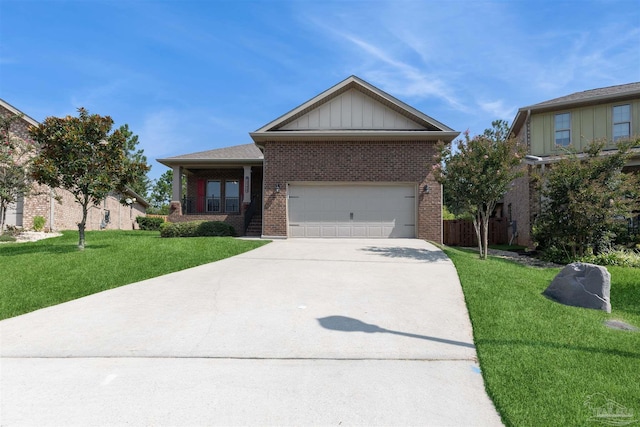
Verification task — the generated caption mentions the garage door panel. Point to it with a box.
[288,185,415,238]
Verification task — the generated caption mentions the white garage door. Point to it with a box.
[288,185,415,238]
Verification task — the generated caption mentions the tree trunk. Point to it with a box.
[0,202,6,233]
[472,213,483,258]
[482,212,490,261]
[78,201,88,250]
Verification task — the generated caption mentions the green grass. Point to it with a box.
[0,230,269,320]
[443,247,640,426]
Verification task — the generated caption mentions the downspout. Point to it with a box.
[256,142,266,238]
[525,109,531,150]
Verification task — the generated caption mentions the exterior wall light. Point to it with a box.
[423,185,430,194]
[275,183,281,193]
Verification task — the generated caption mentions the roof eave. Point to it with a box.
[0,98,40,127]
[157,158,264,168]
[523,89,640,114]
[250,130,460,143]
[124,187,150,208]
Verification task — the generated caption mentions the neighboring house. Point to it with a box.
[158,75,459,241]
[0,99,149,231]
[504,82,640,247]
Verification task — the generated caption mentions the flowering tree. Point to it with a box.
[433,120,526,259]
[533,138,640,260]
[0,113,36,233]
[30,108,149,249]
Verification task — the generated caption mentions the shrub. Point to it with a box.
[4,225,21,237]
[136,216,165,231]
[581,249,640,268]
[0,234,16,242]
[160,220,235,238]
[32,216,45,232]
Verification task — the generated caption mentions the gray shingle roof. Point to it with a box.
[161,143,263,161]
[530,82,640,108]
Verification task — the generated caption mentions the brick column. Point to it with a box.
[170,166,182,216]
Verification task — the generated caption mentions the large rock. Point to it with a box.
[543,263,611,313]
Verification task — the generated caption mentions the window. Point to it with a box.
[225,180,240,213]
[555,113,571,146]
[613,104,631,141]
[206,180,221,212]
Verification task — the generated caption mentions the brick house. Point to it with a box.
[503,82,640,247]
[158,76,459,241]
[1,99,149,232]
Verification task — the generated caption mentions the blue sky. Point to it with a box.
[2,0,639,182]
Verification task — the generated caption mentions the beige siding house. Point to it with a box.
[159,76,459,242]
[1,99,149,232]
[504,82,640,247]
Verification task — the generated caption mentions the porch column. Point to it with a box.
[172,166,182,201]
[170,166,182,215]
[243,166,252,205]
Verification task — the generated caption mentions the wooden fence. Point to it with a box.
[443,218,508,246]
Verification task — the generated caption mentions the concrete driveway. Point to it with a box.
[0,239,502,426]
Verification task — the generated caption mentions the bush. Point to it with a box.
[32,216,45,232]
[0,234,16,242]
[136,216,165,231]
[160,220,235,238]
[539,244,575,264]
[581,249,640,268]
[4,225,21,237]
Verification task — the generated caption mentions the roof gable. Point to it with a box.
[251,76,458,142]
[279,88,425,131]
[0,98,40,127]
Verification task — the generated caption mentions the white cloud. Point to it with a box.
[477,100,516,121]
[138,109,188,161]
[303,17,466,112]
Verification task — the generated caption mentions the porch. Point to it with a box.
[157,144,264,236]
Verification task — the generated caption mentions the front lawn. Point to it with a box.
[444,247,639,427]
[0,230,269,320]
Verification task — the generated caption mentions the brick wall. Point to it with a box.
[23,188,145,231]
[261,140,442,242]
[502,125,539,247]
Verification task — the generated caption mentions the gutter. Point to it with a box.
[249,130,460,143]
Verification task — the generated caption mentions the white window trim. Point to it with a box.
[613,104,631,141]
[554,112,571,146]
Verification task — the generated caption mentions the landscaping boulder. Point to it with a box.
[543,263,611,313]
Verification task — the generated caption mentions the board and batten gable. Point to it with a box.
[529,98,640,156]
[280,88,425,131]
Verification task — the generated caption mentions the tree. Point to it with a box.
[148,169,186,214]
[30,108,149,249]
[532,138,640,261]
[434,120,526,259]
[0,113,36,232]
[119,124,150,199]
[148,169,173,214]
